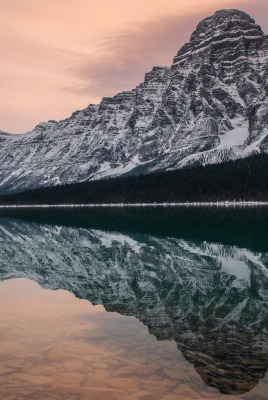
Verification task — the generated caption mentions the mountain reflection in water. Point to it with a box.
[0,207,268,396]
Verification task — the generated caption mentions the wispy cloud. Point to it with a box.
[66,12,210,98]
[67,0,268,101]
[1,0,268,133]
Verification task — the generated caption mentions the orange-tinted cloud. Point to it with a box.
[66,13,204,97]
[67,0,268,98]
[0,0,267,134]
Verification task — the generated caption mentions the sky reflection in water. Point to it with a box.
[0,207,267,399]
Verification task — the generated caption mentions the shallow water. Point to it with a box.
[0,207,268,399]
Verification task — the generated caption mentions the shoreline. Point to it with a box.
[0,201,267,208]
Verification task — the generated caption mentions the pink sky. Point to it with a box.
[1,0,268,133]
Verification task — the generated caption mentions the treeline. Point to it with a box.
[0,154,268,204]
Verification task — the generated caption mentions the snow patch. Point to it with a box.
[218,124,249,148]
[92,230,144,253]
[220,259,251,288]
[93,155,141,180]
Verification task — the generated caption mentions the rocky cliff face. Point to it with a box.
[1,219,268,394]
[1,9,268,192]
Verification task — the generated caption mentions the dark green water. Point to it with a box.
[0,207,268,399]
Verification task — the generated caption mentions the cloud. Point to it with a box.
[65,11,211,98]
[2,0,268,133]
[66,0,268,102]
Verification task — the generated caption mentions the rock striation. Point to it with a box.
[1,9,268,192]
[1,218,268,394]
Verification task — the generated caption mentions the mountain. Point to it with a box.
[1,217,268,394]
[1,9,268,193]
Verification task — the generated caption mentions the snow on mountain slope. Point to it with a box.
[0,219,268,393]
[1,9,268,192]
[218,120,249,148]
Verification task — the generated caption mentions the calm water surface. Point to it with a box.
[0,207,268,400]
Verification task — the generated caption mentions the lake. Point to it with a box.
[0,207,267,400]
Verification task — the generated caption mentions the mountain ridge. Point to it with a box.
[1,9,268,193]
